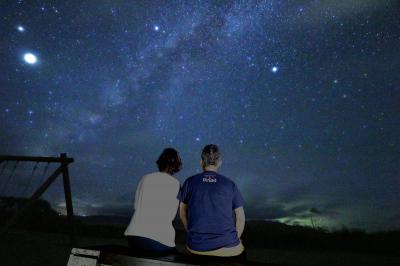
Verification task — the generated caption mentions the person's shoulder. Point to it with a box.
[142,171,172,183]
[138,172,157,185]
[142,171,160,180]
[216,173,231,181]
[154,172,180,184]
[182,173,201,184]
[168,174,181,187]
[162,173,180,190]
[217,173,237,185]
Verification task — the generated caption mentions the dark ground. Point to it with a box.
[1,198,400,266]
[1,229,400,266]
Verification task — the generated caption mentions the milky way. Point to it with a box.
[0,1,399,231]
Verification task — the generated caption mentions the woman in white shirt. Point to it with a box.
[124,148,182,255]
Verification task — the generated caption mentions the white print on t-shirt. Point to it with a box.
[203,175,217,183]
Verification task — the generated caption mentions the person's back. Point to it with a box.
[125,171,179,246]
[180,171,243,251]
[179,144,246,258]
[124,148,182,255]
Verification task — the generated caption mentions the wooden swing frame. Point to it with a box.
[0,153,76,244]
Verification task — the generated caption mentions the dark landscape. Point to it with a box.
[1,197,400,266]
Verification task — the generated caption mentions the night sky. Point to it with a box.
[0,1,399,232]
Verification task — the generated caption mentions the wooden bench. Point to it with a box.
[67,245,281,266]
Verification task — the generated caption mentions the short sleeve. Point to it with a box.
[177,178,191,204]
[232,183,244,209]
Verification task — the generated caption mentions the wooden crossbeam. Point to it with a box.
[0,155,74,164]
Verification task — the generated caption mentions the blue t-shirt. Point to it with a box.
[178,171,245,251]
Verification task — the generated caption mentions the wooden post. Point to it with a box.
[61,153,76,245]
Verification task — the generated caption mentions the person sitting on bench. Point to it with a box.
[178,144,246,259]
[124,148,182,255]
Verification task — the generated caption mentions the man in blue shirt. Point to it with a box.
[178,144,246,258]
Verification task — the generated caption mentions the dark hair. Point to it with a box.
[156,148,182,175]
[201,144,221,166]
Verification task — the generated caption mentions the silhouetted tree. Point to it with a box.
[309,207,321,229]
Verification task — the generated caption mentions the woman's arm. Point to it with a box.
[234,206,245,237]
[179,202,189,232]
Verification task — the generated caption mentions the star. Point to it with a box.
[0,0,396,233]
[23,53,38,64]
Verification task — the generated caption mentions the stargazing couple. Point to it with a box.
[124,144,246,261]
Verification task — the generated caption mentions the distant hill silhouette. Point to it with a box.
[0,196,66,231]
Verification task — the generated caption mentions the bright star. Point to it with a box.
[154,25,160,31]
[195,137,200,142]
[271,66,278,73]
[23,53,38,64]
[17,25,25,32]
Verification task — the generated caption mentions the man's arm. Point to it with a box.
[234,206,245,238]
[179,202,189,232]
